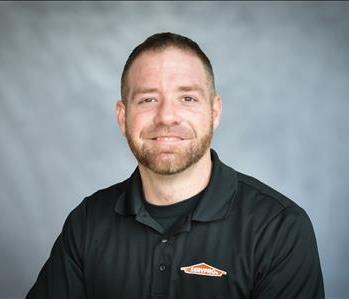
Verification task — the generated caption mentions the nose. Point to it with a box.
[154,98,179,126]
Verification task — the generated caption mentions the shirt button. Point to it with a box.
[159,264,166,272]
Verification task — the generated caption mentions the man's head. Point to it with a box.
[121,32,216,104]
[116,32,222,175]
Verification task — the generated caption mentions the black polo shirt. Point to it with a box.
[143,185,204,233]
[27,149,324,299]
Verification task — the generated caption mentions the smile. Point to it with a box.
[152,136,184,141]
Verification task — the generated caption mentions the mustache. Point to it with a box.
[141,125,194,139]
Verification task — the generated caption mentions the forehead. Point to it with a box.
[126,47,209,95]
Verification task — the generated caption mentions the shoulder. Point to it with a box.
[68,178,129,221]
[86,178,128,206]
[233,170,308,228]
[233,174,325,297]
[233,171,318,254]
[236,171,296,208]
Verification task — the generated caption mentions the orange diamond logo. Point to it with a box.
[180,262,227,277]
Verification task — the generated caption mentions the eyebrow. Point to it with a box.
[176,85,206,97]
[131,85,206,98]
[131,87,158,97]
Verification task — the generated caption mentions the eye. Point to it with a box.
[183,96,196,102]
[140,98,157,104]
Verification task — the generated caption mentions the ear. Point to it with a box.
[212,95,222,130]
[115,100,126,137]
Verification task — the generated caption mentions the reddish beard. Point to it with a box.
[125,121,213,175]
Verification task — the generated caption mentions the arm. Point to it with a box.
[26,199,87,299]
[252,206,324,299]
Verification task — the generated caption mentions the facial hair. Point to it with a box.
[125,113,213,175]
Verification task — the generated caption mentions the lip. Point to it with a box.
[148,136,187,144]
[152,136,184,141]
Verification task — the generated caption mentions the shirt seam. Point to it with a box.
[238,179,293,209]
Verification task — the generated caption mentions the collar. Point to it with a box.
[114,149,238,223]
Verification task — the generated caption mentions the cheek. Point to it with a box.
[184,110,212,129]
[126,112,150,135]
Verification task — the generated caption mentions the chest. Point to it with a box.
[83,216,254,299]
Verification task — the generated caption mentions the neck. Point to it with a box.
[138,150,212,206]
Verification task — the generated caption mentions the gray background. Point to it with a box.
[0,1,348,298]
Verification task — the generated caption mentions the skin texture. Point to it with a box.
[116,47,222,205]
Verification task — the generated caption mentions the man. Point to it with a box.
[27,32,324,298]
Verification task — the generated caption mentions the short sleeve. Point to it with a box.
[252,206,324,299]
[26,199,88,299]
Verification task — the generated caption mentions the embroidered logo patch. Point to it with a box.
[180,262,227,277]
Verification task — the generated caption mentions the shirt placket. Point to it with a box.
[136,208,193,299]
[149,235,172,298]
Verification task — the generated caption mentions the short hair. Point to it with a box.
[121,32,216,103]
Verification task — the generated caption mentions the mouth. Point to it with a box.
[148,136,188,145]
[151,136,184,141]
